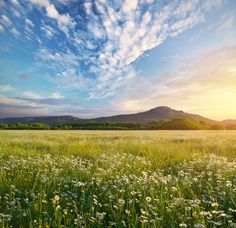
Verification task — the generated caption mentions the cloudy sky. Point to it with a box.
[0,0,236,120]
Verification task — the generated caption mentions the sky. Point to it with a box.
[0,0,236,120]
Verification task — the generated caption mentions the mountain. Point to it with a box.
[0,115,80,125]
[0,106,218,125]
[86,106,218,124]
[222,119,236,125]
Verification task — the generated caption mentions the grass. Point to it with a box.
[0,130,235,227]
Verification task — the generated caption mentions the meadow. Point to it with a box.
[0,130,235,227]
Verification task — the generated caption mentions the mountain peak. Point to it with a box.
[151,106,172,111]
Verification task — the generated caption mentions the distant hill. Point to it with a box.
[88,106,218,124]
[0,106,219,125]
[0,115,80,125]
[222,119,236,125]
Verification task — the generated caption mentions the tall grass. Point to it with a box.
[0,130,235,227]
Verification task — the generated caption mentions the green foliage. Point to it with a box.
[0,118,233,130]
[158,118,200,130]
[0,123,8,129]
[88,120,97,125]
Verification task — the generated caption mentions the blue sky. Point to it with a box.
[0,0,236,120]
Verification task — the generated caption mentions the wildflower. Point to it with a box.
[185,207,191,211]
[75,181,86,187]
[194,224,205,228]
[10,185,15,189]
[141,209,148,215]
[179,223,187,227]
[63,209,68,215]
[96,212,105,220]
[54,195,60,201]
[146,196,151,203]
[125,209,130,215]
[172,187,178,192]
[118,199,125,205]
[211,202,219,207]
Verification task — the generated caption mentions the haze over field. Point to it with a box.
[0,0,236,120]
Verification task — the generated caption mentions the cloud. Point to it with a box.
[218,14,235,31]
[1,0,226,102]
[11,27,20,36]
[0,96,52,117]
[45,4,73,26]
[0,24,3,32]
[36,48,79,67]
[49,68,90,90]
[50,92,64,99]
[0,84,14,93]
[23,91,43,99]
[116,46,236,120]
[0,95,84,118]
[22,90,64,99]
[11,0,19,5]
[31,0,49,8]
[25,0,224,99]
[40,24,55,38]
[78,0,224,98]
[31,0,75,34]
[13,9,21,18]
[0,94,122,118]
[0,15,12,27]
[25,18,34,27]
[0,0,6,8]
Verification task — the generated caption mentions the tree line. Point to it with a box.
[0,118,234,130]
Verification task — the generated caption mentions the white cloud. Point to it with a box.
[37,48,79,66]
[11,0,19,5]
[31,0,75,35]
[26,0,224,100]
[13,9,21,18]
[0,24,3,32]
[23,91,64,100]
[51,68,90,90]
[0,84,14,93]
[122,0,138,13]
[41,24,55,38]
[58,0,77,5]
[0,15,12,27]
[23,91,43,99]
[75,0,223,98]
[50,92,64,99]
[31,0,49,8]
[11,27,20,36]
[25,18,34,27]
[84,1,92,15]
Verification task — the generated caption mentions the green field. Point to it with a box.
[0,131,235,227]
